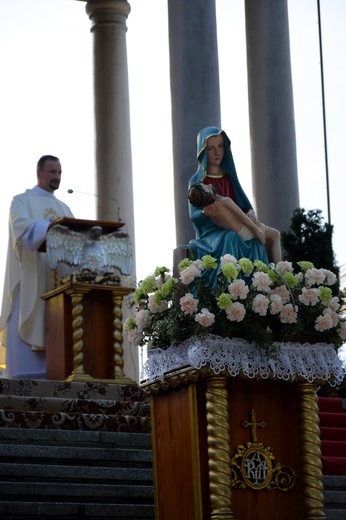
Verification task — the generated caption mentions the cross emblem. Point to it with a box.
[242,409,266,442]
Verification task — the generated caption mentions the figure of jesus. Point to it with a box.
[188,181,282,265]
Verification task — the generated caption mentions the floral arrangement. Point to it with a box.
[125,254,346,354]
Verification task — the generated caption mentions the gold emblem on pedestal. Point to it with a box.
[230,409,296,491]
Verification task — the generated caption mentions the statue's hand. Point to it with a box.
[247,210,260,225]
[255,228,266,245]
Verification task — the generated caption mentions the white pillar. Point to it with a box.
[84,0,138,382]
[245,0,299,232]
[168,0,221,246]
[85,0,135,242]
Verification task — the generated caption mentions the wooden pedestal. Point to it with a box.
[42,282,134,382]
[144,368,325,520]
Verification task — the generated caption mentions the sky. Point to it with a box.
[1,0,346,362]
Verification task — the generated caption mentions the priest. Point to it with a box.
[0,155,74,379]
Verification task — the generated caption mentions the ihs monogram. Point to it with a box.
[43,208,60,222]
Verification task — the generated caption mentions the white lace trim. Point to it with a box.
[141,335,345,386]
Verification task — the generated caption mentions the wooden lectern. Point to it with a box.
[41,218,134,383]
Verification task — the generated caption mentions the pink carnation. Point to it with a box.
[228,279,249,300]
[252,272,272,293]
[180,264,201,285]
[279,304,298,324]
[273,285,291,304]
[305,268,326,287]
[315,312,333,332]
[195,308,215,327]
[226,302,246,322]
[298,287,321,306]
[135,309,152,330]
[180,293,199,315]
[127,328,144,346]
[148,295,168,313]
[323,307,339,327]
[275,261,293,274]
[322,269,337,286]
[269,294,283,315]
[252,294,269,316]
[327,297,340,312]
[220,254,238,266]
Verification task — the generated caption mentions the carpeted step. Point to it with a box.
[323,457,346,477]
[319,412,346,429]
[319,396,346,476]
[0,378,146,401]
[321,427,346,442]
[322,440,346,458]
[0,409,151,432]
[318,397,343,413]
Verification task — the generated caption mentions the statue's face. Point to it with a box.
[206,134,224,170]
[201,183,217,204]
[201,183,215,196]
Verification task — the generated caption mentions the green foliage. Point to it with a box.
[281,208,339,294]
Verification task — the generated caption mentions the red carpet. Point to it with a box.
[318,396,346,475]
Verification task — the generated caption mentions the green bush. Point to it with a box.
[281,208,339,294]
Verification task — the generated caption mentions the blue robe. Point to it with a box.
[186,126,268,285]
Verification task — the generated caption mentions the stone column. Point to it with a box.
[245,0,299,232]
[168,0,221,247]
[85,0,135,254]
[84,0,138,382]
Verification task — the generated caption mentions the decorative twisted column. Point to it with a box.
[112,289,135,383]
[66,289,92,382]
[296,382,326,519]
[205,376,236,520]
[51,268,58,290]
[112,292,126,380]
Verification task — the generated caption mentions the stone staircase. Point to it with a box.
[0,378,345,519]
[0,378,154,519]
[324,476,346,520]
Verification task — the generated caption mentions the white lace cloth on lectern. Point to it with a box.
[141,335,344,386]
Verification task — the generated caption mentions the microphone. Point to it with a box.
[67,189,122,221]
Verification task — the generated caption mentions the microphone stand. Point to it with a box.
[67,189,122,222]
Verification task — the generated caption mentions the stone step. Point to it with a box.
[0,501,154,519]
[324,476,346,520]
[0,462,153,482]
[0,442,153,465]
[0,481,153,500]
[0,428,154,519]
[0,426,152,447]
